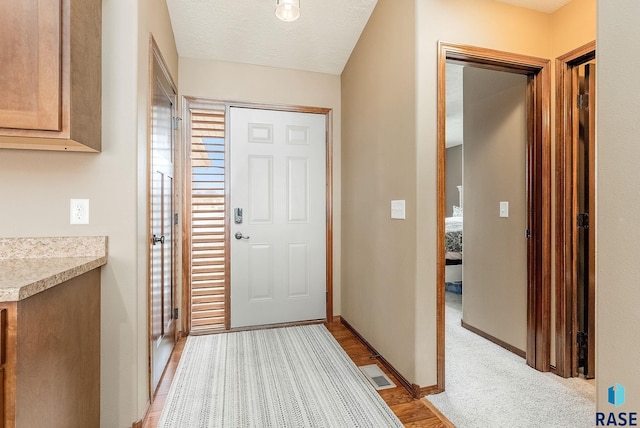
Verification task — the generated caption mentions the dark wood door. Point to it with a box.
[574,61,596,379]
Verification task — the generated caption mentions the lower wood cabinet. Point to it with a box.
[0,269,100,427]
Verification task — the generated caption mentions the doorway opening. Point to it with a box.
[555,41,596,379]
[444,62,529,356]
[437,42,551,390]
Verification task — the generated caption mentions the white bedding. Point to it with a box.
[445,215,463,232]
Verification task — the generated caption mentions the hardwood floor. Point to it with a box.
[325,321,448,428]
[142,337,186,428]
[141,321,448,428]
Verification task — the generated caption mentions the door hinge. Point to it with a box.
[525,229,531,239]
[577,330,588,370]
[577,331,588,346]
[577,212,589,229]
[174,308,179,319]
[577,93,589,110]
[172,116,182,130]
[174,213,179,225]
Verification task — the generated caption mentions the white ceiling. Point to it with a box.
[165,0,378,75]
[166,0,574,76]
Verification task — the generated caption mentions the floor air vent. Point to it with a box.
[358,364,396,390]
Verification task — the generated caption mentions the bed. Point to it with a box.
[445,214,463,265]
[445,186,463,292]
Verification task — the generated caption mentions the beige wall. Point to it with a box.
[341,0,418,380]
[178,58,342,314]
[446,146,462,217]
[552,0,596,56]
[597,0,640,412]
[462,68,528,352]
[410,0,596,386]
[548,0,596,367]
[343,0,590,388]
[136,0,179,424]
[414,0,552,386]
[0,0,177,425]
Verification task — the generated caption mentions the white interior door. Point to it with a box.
[230,107,326,328]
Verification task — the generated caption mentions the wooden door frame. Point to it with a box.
[147,37,178,400]
[554,41,596,378]
[436,42,551,391]
[181,98,334,335]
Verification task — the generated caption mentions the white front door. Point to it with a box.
[230,107,326,328]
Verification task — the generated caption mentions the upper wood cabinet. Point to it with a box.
[0,0,102,152]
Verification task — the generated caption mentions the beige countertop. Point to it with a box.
[0,237,108,302]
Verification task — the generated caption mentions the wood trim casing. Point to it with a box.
[420,398,456,428]
[554,41,596,378]
[436,44,447,393]
[325,110,334,323]
[436,42,552,390]
[180,99,193,336]
[461,321,526,358]
[340,317,436,399]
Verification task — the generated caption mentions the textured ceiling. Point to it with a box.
[166,0,378,75]
[166,0,573,77]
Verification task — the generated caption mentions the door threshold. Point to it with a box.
[190,318,327,336]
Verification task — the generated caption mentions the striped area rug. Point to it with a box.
[158,324,403,428]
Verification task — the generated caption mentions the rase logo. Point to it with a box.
[610,384,627,408]
[596,383,638,426]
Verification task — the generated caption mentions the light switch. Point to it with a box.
[70,199,90,224]
[499,201,509,218]
[391,200,406,220]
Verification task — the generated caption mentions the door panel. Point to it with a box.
[151,171,162,346]
[574,61,596,379]
[230,108,326,328]
[586,63,596,380]
[248,155,274,223]
[163,175,174,332]
[248,244,274,300]
[149,52,176,393]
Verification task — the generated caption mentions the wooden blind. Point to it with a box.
[189,108,227,332]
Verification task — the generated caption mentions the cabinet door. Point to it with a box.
[0,0,61,131]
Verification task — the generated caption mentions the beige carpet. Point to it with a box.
[426,292,595,427]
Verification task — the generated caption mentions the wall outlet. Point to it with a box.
[70,199,89,225]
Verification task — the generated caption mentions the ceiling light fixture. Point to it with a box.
[275,0,300,22]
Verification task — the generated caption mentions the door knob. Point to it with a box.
[234,232,250,240]
[152,234,165,245]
